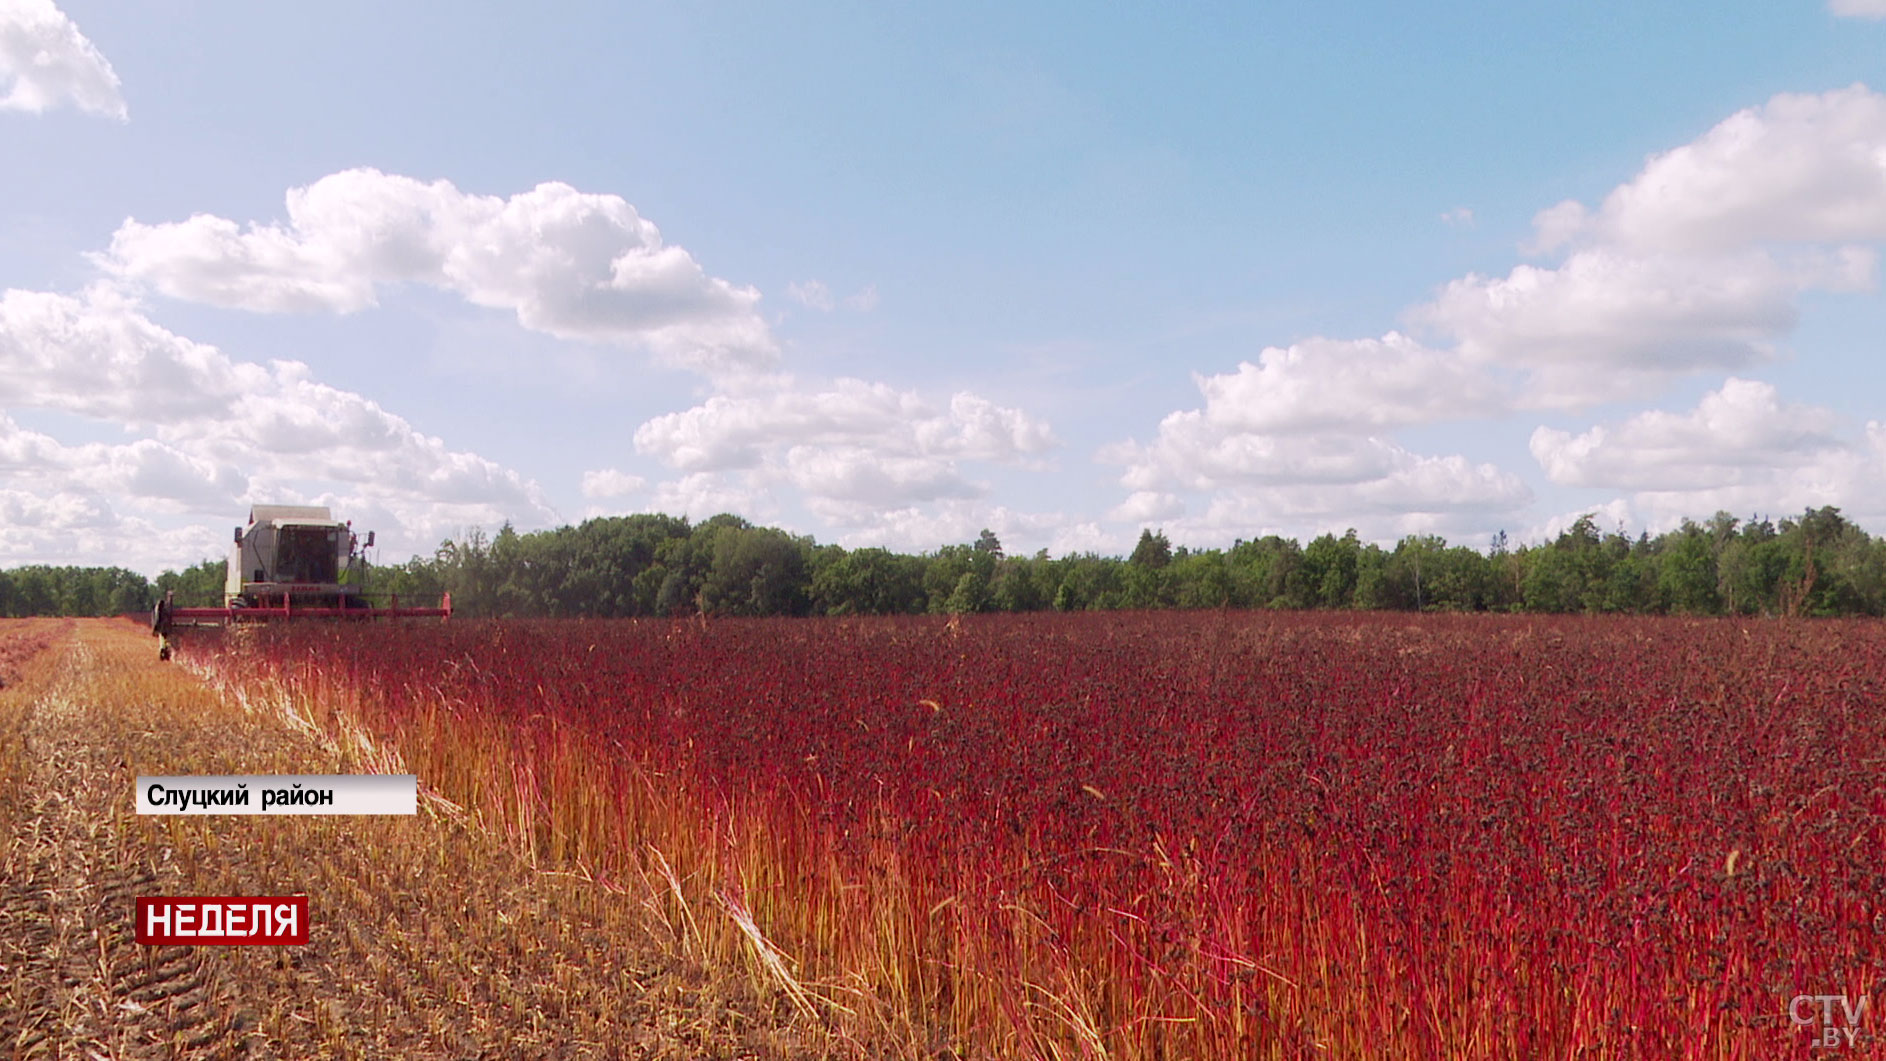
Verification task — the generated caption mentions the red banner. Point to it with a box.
[134,896,309,945]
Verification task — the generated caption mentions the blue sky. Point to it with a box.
[3,0,1885,573]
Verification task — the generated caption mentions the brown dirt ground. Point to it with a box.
[0,619,834,1060]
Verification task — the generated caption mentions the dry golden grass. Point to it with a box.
[0,619,870,1059]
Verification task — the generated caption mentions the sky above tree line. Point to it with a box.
[3,0,1885,575]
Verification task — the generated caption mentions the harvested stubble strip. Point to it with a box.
[4,619,842,1060]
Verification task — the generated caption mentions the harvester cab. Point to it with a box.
[229,504,366,610]
[152,505,450,659]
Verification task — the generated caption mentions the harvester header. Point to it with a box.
[152,505,449,659]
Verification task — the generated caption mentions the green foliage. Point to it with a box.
[1166,549,1233,608]
[1301,530,1359,608]
[1658,522,1719,615]
[1051,553,1125,611]
[1,564,156,616]
[702,526,811,616]
[944,570,989,615]
[1128,529,1171,569]
[973,528,1004,558]
[812,547,925,616]
[13,504,1886,620]
[989,557,1049,612]
[154,558,226,608]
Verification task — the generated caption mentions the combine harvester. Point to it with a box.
[151,504,450,659]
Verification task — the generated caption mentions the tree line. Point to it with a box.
[64,504,1886,620]
[0,565,155,618]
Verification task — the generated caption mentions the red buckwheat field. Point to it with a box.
[183,611,1886,1058]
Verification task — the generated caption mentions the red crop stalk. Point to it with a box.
[180,612,1886,1059]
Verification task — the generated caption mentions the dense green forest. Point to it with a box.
[48,504,1880,620]
[0,565,155,618]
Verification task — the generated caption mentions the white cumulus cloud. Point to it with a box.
[633,377,1057,512]
[1,416,249,515]
[1531,84,1886,253]
[0,285,555,563]
[1104,414,1531,541]
[784,446,980,506]
[1412,85,1886,408]
[635,379,929,472]
[100,169,777,376]
[629,375,1061,546]
[0,486,232,573]
[1415,248,1873,406]
[1106,490,1184,524]
[579,468,645,500]
[1194,332,1506,432]
[0,285,273,423]
[0,0,125,119]
[1530,378,1845,490]
[1105,85,1886,546]
[1529,381,1886,532]
[817,500,1071,555]
[646,471,779,525]
[1519,499,1639,546]
[1099,328,1531,544]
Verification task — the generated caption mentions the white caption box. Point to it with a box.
[137,774,417,815]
